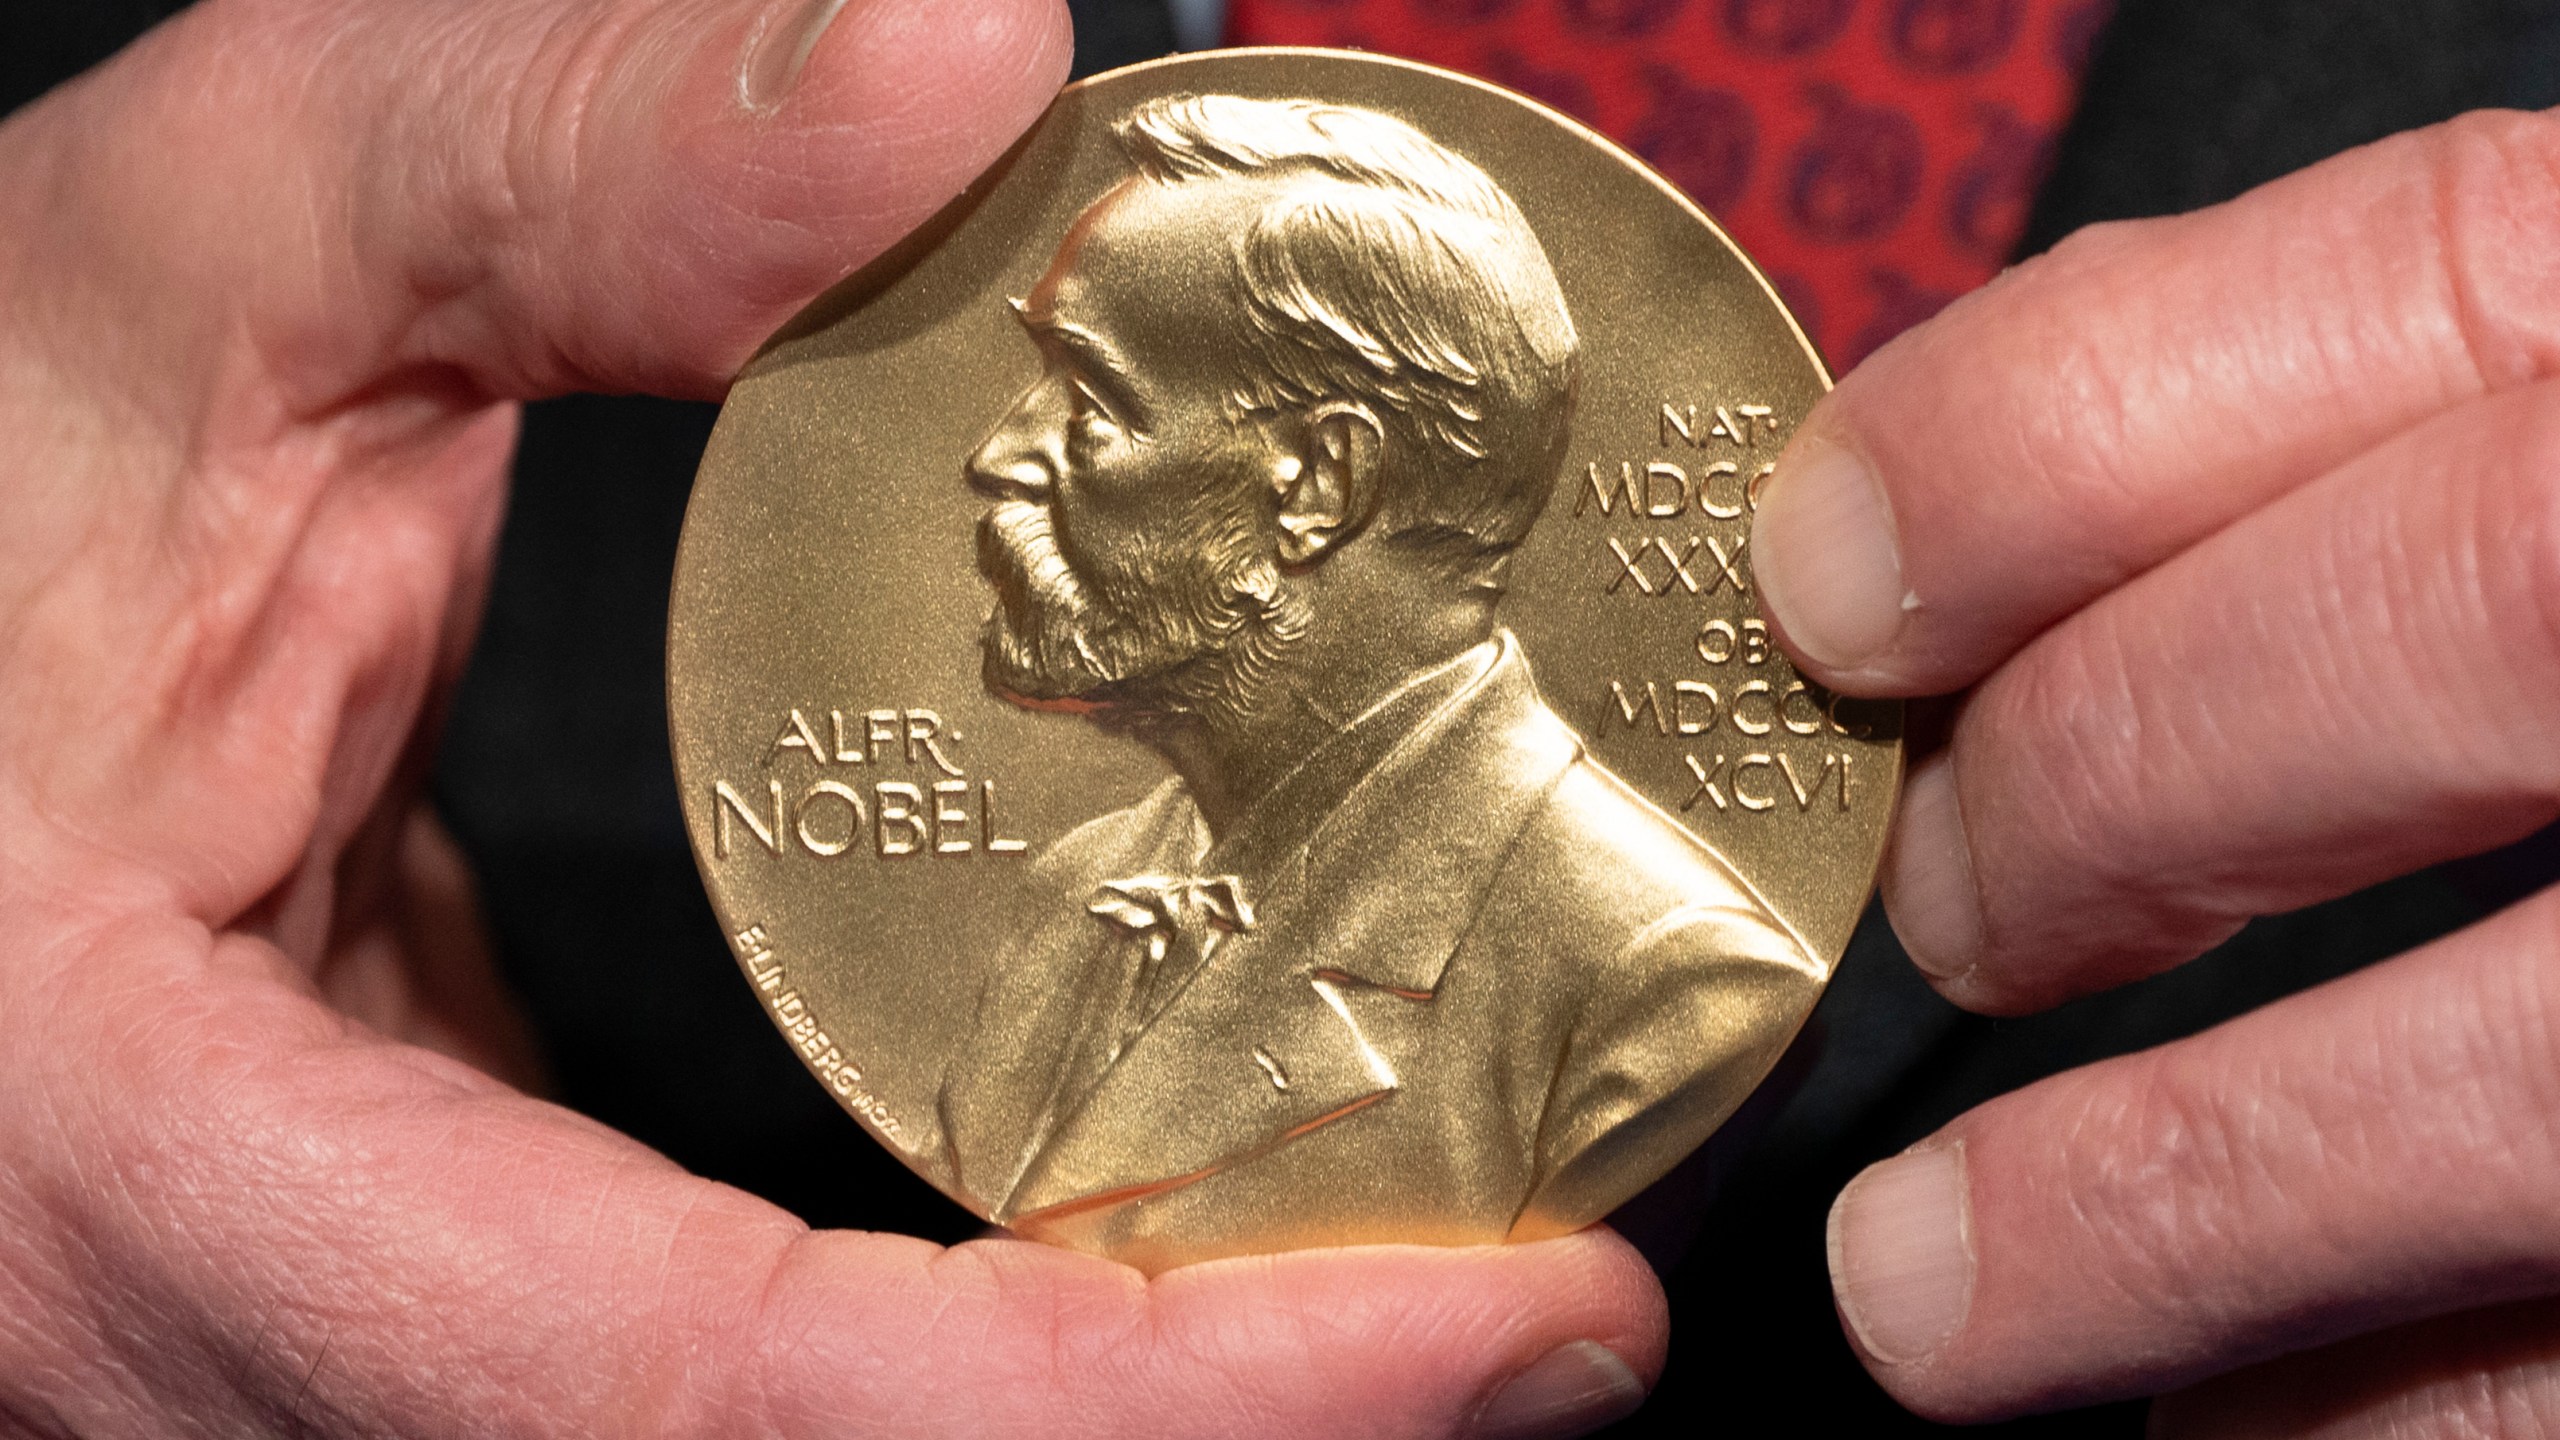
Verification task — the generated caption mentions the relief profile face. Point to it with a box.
[668,52,1892,1278]
[964,173,1296,719]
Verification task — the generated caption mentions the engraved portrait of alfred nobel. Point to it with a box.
[938,94,1822,1267]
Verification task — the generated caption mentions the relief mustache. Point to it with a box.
[977,501,1087,622]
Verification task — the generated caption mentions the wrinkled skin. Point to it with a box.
[1756,107,2560,1436]
[0,1,1669,1434]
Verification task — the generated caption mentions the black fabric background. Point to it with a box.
[8,1,2558,1432]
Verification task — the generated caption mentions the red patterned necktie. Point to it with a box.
[1225,0,2110,370]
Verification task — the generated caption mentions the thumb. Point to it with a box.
[20,0,1073,409]
[0,0,1066,925]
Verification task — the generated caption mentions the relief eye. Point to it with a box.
[1070,380,1118,429]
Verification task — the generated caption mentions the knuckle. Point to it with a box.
[2421,109,2560,392]
[1970,616,2245,975]
[2456,899,2560,1176]
[1955,219,2165,557]
[2498,390,2560,775]
[2049,1048,2306,1327]
[2523,903,2560,1113]
[2509,389,2560,589]
[379,10,611,338]
[1985,632,2138,879]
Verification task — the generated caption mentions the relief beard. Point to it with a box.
[976,498,1291,725]
[977,500,1113,701]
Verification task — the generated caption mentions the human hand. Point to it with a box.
[0,2,1665,1434]
[1750,107,2560,1433]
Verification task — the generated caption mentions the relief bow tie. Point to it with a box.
[1087,875,1257,963]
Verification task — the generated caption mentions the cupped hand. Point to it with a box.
[0,2,1665,1434]
[1752,108,2560,1431]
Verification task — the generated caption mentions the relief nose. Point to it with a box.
[966,385,1063,501]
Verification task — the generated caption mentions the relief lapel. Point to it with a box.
[946,781,1197,1214]
[996,634,1583,1223]
[997,901,1398,1223]
[1294,633,1582,1000]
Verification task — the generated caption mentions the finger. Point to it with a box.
[1749,107,2560,694]
[1879,378,2560,1011]
[2154,1300,2560,1440]
[0,0,1067,930]
[317,803,547,1089]
[12,0,1071,409]
[0,921,1664,1438]
[1822,887,2560,1422]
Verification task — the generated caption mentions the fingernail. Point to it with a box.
[1883,753,1984,982]
[1828,1142,1975,1367]
[1754,434,1910,671]
[739,0,852,113]
[1473,1340,1647,1440]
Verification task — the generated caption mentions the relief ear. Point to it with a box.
[1274,401,1384,565]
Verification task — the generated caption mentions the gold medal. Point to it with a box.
[668,48,1900,1273]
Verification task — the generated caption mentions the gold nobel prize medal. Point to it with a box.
[669,48,1901,1273]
